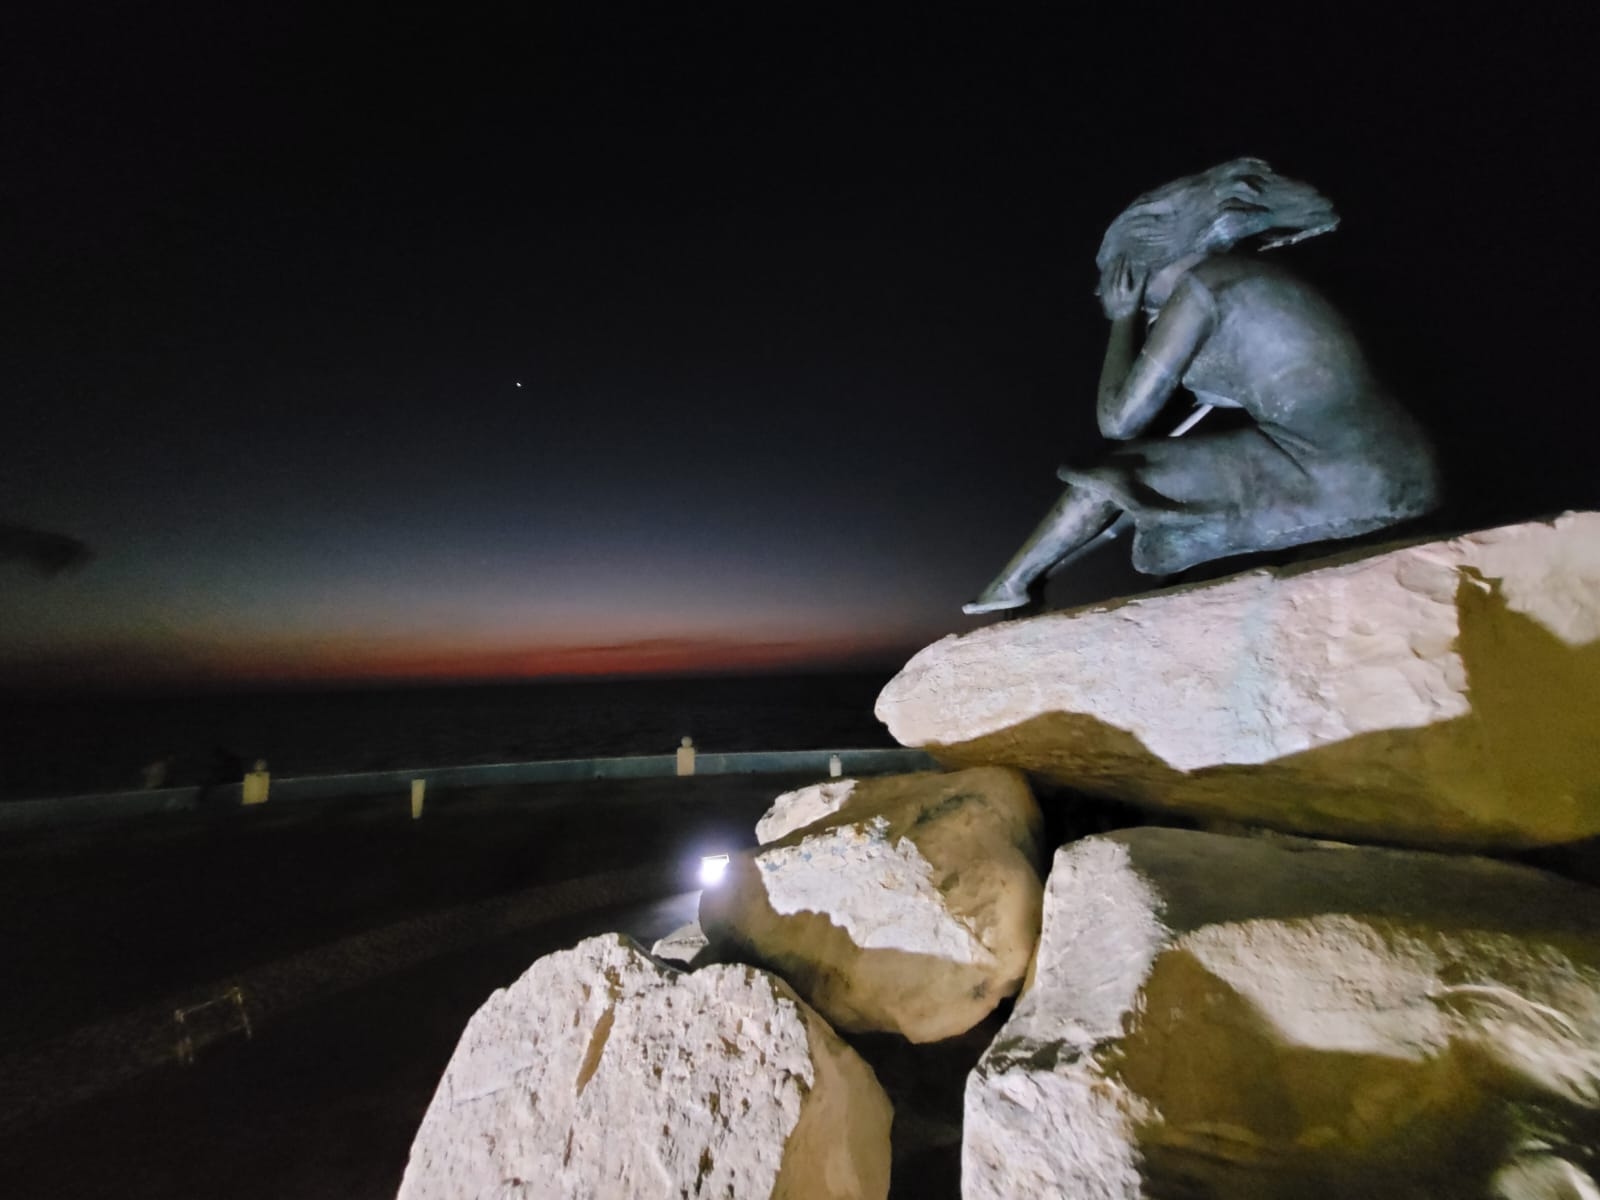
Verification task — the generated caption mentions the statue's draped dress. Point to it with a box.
[1061,256,1440,575]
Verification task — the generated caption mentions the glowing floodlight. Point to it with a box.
[699,854,730,887]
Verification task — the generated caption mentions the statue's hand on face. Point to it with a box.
[1101,257,1146,321]
[1144,252,1209,314]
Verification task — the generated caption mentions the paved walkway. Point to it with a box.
[0,772,978,1199]
[0,774,797,1054]
[0,891,701,1199]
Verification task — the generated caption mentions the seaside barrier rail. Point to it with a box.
[0,746,940,834]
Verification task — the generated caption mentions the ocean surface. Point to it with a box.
[0,672,900,799]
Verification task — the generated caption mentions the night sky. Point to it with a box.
[4,8,1595,689]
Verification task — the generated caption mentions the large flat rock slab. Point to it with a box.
[700,768,1045,1043]
[964,828,1600,1200]
[398,933,892,1200]
[878,513,1600,849]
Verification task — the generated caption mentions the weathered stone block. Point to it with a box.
[399,933,892,1200]
[879,513,1600,849]
[701,768,1045,1043]
[964,829,1600,1199]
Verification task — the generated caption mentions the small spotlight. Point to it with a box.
[699,854,730,887]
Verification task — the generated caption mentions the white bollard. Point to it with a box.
[828,753,843,778]
[410,778,425,820]
[241,760,270,806]
[676,737,696,777]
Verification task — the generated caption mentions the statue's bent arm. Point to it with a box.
[1095,314,1141,425]
[1097,277,1214,441]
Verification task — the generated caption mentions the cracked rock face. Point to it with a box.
[757,779,859,845]
[963,829,1600,1199]
[650,920,711,969]
[397,933,892,1200]
[700,767,1045,1043]
[878,512,1600,850]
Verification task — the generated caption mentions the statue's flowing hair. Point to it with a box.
[1096,158,1339,308]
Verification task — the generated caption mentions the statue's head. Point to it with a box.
[1096,158,1338,317]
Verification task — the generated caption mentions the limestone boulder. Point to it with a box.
[878,512,1600,849]
[398,933,892,1200]
[757,779,860,844]
[700,767,1045,1043]
[964,828,1600,1199]
[650,920,710,968]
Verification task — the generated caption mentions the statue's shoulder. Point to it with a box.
[1192,254,1282,286]
[1192,254,1317,303]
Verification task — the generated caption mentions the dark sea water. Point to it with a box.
[0,672,899,799]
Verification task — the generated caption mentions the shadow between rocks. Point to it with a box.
[846,1010,1008,1200]
[1119,944,1599,1198]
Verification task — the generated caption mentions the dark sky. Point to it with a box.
[3,7,1595,688]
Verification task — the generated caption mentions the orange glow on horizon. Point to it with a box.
[219,633,901,683]
[3,631,913,689]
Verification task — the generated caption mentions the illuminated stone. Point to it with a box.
[701,767,1044,1043]
[964,829,1600,1200]
[649,928,713,972]
[398,933,891,1200]
[882,513,1600,849]
[756,778,857,843]
[650,920,709,968]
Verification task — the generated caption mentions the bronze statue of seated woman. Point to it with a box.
[964,159,1440,615]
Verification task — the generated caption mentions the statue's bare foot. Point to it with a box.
[962,584,1032,616]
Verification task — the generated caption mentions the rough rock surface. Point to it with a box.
[700,768,1044,1043]
[878,512,1600,849]
[757,779,859,844]
[398,933,892,1200]
[964,829,1600,1199]
[650,920,710,968]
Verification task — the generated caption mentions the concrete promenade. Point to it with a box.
[0,757,979,1198]
[0,774,786,1105]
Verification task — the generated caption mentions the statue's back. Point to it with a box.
[1182,256,1383,435]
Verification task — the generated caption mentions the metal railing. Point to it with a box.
[0,746,937,834]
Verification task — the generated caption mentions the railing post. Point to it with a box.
[242,760,270,806]
[174,985,252,1064]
